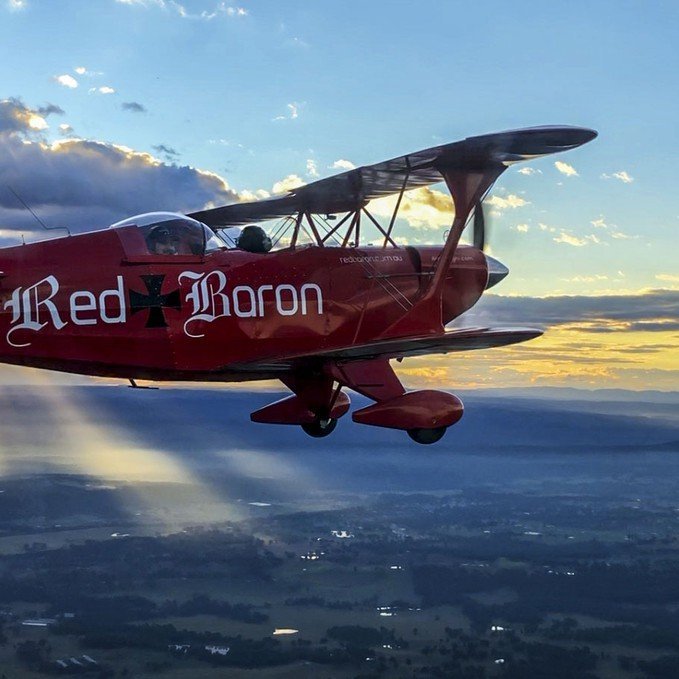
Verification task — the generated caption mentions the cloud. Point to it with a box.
[272,175,305,194]
[553,232,588,247]
[486,194,529,210]
[170,2,248,19]
[656,273,679,284]
[306,159,319,178]
[330,159,356,171]
[287,36,309,48]
[553,230,602,247]
[515,223,529,233]
[457,289,679,334]
[54,74,78,89]
[602,170,634,184]
[517,167,541,176]
[121,101,146,113]
[588,216,636,241]
[0,99,238,237]
[37,104,64,116]
[26,114,47,130]
[152,144,179,160]
[224,5,247,16]
[0,97,61,134]
[273,102,300,121]
[7,0,26,10]
[554,161,578,177]
[115,0,248,20]
[369,186,453,230]
[238,188,270,201]
[90,86,115,95]
[613,171,634,183]
[115,0,165,6]
[73,66,103,77]
[610,230,636,240]
[58,123,73,134]
[560,274,610,283]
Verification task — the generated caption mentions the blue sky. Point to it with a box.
[0,0,677,389]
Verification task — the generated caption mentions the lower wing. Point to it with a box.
[227,327,542,373]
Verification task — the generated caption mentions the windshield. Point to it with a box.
[110,212,223,255]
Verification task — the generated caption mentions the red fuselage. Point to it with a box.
[0,226,487,381]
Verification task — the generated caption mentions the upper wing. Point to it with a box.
[227,327,542,373]
[188,126,597,227]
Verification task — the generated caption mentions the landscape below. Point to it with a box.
[0,386,676,677]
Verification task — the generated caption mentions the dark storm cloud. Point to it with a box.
[152,144,179,159]
[458,290,679,332]
[37,103,65,117]
[121,101,147,113]
[0,97,35,134]
[0,98,239,236]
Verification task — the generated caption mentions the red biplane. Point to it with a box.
[0,125,596,443]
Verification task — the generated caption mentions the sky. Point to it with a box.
[0,0,677,391]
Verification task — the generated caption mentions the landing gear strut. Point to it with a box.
[328,360,463,445]
[301,417,337,438]
[407,426,447,445]
[250,373,349,439]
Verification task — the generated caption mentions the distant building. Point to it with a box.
[205,645,230,656]
[54,655,98,670]
[331,530,354,538]
[22,618,56,627]
[169,644,190,653]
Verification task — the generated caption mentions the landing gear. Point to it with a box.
[407,426,447,445]
[301,417,337,438]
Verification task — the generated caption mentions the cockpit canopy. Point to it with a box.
[110,212,224,255]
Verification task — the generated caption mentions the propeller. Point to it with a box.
[471,199,509,289]
[472,200,486,251]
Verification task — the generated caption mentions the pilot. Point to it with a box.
[237,225,272,253]
[147,225,180,255]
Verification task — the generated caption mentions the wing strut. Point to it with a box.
[382,166,410,247]
[426,166,504,302]
[378,165,504,338]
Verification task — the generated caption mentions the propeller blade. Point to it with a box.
[473,201,485,251]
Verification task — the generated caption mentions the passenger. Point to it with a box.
[147,225,180,255]
[237,225,272,253]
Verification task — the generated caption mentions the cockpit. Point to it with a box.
[109,211,275,257]
[110,212,224,256]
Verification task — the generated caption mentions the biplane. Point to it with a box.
[0,125,596,443]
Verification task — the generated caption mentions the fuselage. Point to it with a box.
[0,225,488,381]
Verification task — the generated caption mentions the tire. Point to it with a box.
[407,426,447,445]
[301,417,337,438]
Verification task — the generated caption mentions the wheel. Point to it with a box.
[301,417,337,438]
[407,426,447,445]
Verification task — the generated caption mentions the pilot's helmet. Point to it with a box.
[237,225,272,253]
[148,225,178,244]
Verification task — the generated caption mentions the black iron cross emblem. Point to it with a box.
[129,274,181,328]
